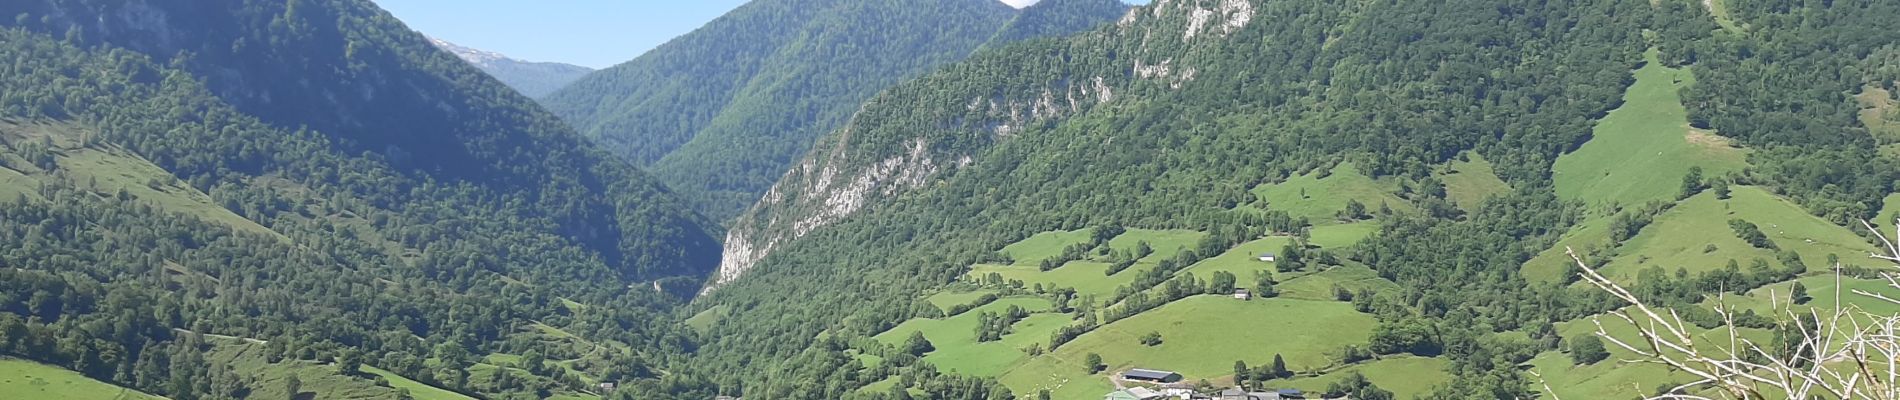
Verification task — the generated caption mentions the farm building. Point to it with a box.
[1105,387,1165,400]
[1233,289,1252,300]
[1218,387,1301,400]
[1257,253,1277,262]
[1121,368,1183,383]
[1159,382,1198,398]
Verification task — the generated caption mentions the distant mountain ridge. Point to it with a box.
[543,0,1130,222]
[429,37,594,98]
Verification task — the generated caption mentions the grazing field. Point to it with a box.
[1439,154,1511,211]
[1597,188,1872,283]
[872,297,1061,376]
[0,358,165,400]
[1530,311,1770,399]
[1879,194,1900,231]
[996,350,1119,400]
[1521,213,1619,284]
[0,166,35,200]
[1037,296,1374,378]
[926,289,998,312]
[1554,49,1746,210]
[361,366,476,400]
[1862,86,1899,143]
[1181,236,1296,282]
[684,305,728,332]
[1308,222,1378,249]
[1107,229,1206,262]
[1001,229,1096,263]
[1252,163,1413,222]
[0,121,284,239]
[969,261,1149,299]
[1728,275,1900,318]
[203,339,442,400]
[1274,263,1398,302]
[1267,356,1450,400]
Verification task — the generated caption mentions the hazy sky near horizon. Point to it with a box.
[374,0,1146,69]
[373,0,750,69]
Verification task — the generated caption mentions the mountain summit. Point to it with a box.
[429,37,593,98]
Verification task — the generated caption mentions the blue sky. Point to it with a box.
[373,0,752,69]
[374,0,1145,69]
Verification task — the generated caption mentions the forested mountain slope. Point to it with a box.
[430,37,594,98]
[542,0,1127,221]
[0,0,725,398]
[0,0,721,284]
[684,0,1900,398]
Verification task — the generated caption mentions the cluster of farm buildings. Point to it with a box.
[1107,369,1329,400]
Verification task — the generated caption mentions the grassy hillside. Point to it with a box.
[999,297,1375,393]
[1529,310,1771,399]
[1596,187,1873,282]
[0,120,281,239]
[0,359,165,400]
[972,229,1208,298]
[1555,49,1747,209]
[873,297,1064,376]
[1439,154,1512,211]
[0,5,713,398]
[1252,163,1414,222]
[1266,356,1450,400]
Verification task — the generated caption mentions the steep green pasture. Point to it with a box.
[872,297,1061,376]
[1002,229,1097,263]
[926,289,999,312]
[1308,222,1378,249]
[0,166,33,200]
[1530,311,1770,399]
[1275,263,1398,302]
[969,262,1149,300]
[203,339,442,400]
[684,305,728,333]
[1108,229,1206,261]
[1598,188,1872,282]
[1861,86,1899,143]
[1554,49,1746,210]
[0,358,165,400]
[1522,213,1619,284]
[1181,236,1296,282]
[1039,296,1373,379]
[361,366,476,400]
[996,352,1117,400]
[1267,356,1450,400]
[1439,154,1511,211]
[1252,163,1413,222]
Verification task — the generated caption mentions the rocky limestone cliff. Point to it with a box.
[704,0,1259,293]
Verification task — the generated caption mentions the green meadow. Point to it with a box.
[362,366,476,400]
[1001,229,1097,262]
[926,289,999,312]
[971,229,1208,299]
[873,297,1062,376]
[1597,187,1872,283]
[0,358,165,400]
[1181,236,1295,282]
[1308,222,1378,249]
[1554,49,1746,210]
[1530,310,1771,399]
[1253,163,1414,222]
[1035,296,1374,378]
[1267,356,1450,400]
[1439,154,1511,211]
